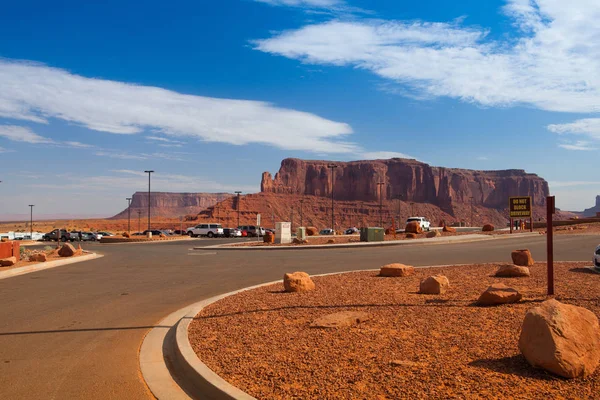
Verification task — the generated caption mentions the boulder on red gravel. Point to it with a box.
[419,275,449,294]
[379,263,415,277]
[29,253,47,262]
[443,226,456,233]
[310,311,370,329]
[405,233,417,239]
[519,299,600,379]
[0,256,17,267]
[482,224,495,232]
[58,243,76,257]
[306,227,318,236]
[426,230,441,238]
[123,232,130,238]
[512,249,534,266]
[495,264,531,278]
[327,239,335,244]
[405,221,423,234]
[283,271,315,292]
[292,238,308,244]
[477,283,522,306]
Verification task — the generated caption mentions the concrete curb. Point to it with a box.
[193,232,541,251]
[0,252,103,281]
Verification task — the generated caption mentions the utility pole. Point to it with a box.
[235,191,242,227]
[397,194,402,227]
[144,170,154,231]
[28,204,34,240]
[126,197,132,233]
[470,196,474,227]
[410,202,414,217]
[137,210,142,232]
[377,182,385,227]
[291,206,294,230]
[328,164,338,232]
[299,199,304,227]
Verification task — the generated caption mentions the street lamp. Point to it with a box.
[377,182,385,227]
[328,164,338,232]
[410,202,415,217]
[299,199,304,228]
[28,205,34,240]
[126,197,132,233]
[144,170,154,231]
[137,210,142,232]
[235,191,242,227]
[470,196,474,227]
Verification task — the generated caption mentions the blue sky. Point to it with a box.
[1,0,599,218]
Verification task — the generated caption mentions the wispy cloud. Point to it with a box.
[476,156,489,161]
[0,59,356,155]
[359,151,415,160]
[0,146,13,153]
[63,141,94,148]
[558,141,597,151]
[254,0,600,141]
[146,135,185,144]
[549,181,600,188]
[0,125,55,144]
[548,118,600,141]
[95,150,187,161]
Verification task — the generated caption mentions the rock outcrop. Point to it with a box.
[111,192,233,219]
[583,195,600,217]
[261,158,549,213]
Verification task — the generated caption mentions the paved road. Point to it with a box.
[0,235,597,399]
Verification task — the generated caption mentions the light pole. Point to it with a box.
[377,182,385,227]
[144,170,154,231]
[137,210,142,232]
[328,164,338,231]
[235,191,242,227]
[126,197,132,233]
[470,196,474,227]
[397,194,402,228]
[299,199,304,227]
[291,206,294,230]
[410,202,414,217]
[28,204,34,240]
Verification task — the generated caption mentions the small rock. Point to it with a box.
[305,227,318,236]
[426,230,441,238]
[405,221,423,234]
[511,249,534,266]
[58,243,76,257]
[405,233,417,239]
[327,239,335,244]
[283,271,315,292]
[419,275,450,294]
[0,256,17,267]
[519,299,600,378]
[379,263,415,277]
[477,283,522,306]
[495,264,530,278]
[310,311,370,329]
[29,253,47,262]
[482,224,495,232]
[443,226,456,233]
[123,232,130,238]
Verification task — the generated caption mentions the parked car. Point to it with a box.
[173,229,187,235]
[594,245,600,269]
[79,232,96,241]
[97,231,113,237]
[43,229,77,242]
[222,228,242,238]
[131,232,144,236]
[187,223,224,238]
[345,227,359,235]
[406,217,431,231]
[320,228,334,235]
[142,229,166,236]
[238,225,265,237]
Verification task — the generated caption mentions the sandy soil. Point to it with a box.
[190,262,600,399]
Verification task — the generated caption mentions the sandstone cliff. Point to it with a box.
[583,195,600,217]
[261,158,549,214]
[110,192,233,219]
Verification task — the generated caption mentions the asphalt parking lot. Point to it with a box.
[0,234,598,399]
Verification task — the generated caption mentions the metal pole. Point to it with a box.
[547,196,555,296]
[137,210,141,232]
[29,204,34,240]
[144,170,154,231]
[470,196,474,227]
[126,197,132,233]
[291,207,294,230]
[235,191,242,227]
[300,199,304,227]
[377,182,385,227]
[328,164,338,232]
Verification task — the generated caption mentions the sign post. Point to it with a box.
[547,196,555,296]
[256,214,261,243]
[509,196,532,233]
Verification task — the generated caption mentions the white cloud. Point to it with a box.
[254,1,600,115]
[146,136,185,144]
[0,59,356,155]
[549,181,600,187]
[360,151,415,160]
[548,118,600,139]
[95,150,187,162]
[158,143,183,148]
[255,0,343,7]
[0,125,55,144]
[63,141,94,148]
[558,140,597,151]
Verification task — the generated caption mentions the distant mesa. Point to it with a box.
[583,195,600,217]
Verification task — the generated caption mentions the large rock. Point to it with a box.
[419,275,450,294]
[379,263,415,277]
[58,243,76,257]
[426,230,441,238]
[477,283,522,306]
[443,226,456,233]
[512,249,534,266]
[405,221,423,234]
[482,224,495,232]
[310,311,370,328]
[405,233,417,239]
[0,256,17,267]
[29,253,47,262]
[495,264,530,277]
[519,299,600,378]
[305,227,318,236]
[283,272,315,292]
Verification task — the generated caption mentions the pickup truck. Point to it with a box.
[405,217,431,231]
[43,229,78,242]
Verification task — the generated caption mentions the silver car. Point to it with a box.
[594,245,600,269]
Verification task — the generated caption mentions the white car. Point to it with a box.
[594,245,600,270]
[406,217,431,231]
[187,223,224,238]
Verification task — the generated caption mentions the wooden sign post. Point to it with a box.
[547,196,555,296]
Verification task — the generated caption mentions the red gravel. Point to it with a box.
[189,262,600,399]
